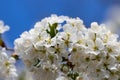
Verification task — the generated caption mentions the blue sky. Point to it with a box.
[0,0,120,48]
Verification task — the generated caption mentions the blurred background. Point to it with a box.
[0,0,120,79]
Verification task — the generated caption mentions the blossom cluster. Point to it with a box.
[0,21,17,80]
[0,47,17,80]
[14,15,120,80]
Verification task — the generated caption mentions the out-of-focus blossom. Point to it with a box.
[0,20,9,34]
[17,70,33,80]
[0,20,17,80]
[105,6,120,36]
[0,47,17,80]
[56,76,68,80]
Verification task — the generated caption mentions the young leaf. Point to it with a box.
[46,23,58,38]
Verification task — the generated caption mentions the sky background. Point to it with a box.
[0,0,120,48]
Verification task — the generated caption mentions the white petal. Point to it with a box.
[95,38,104,50]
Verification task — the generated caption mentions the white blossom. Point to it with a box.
[0,20,9,33]
[14,15,120,80]
[0,47,17,80]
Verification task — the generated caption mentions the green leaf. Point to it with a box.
[33,58,41,68]
[46,23,58,38]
